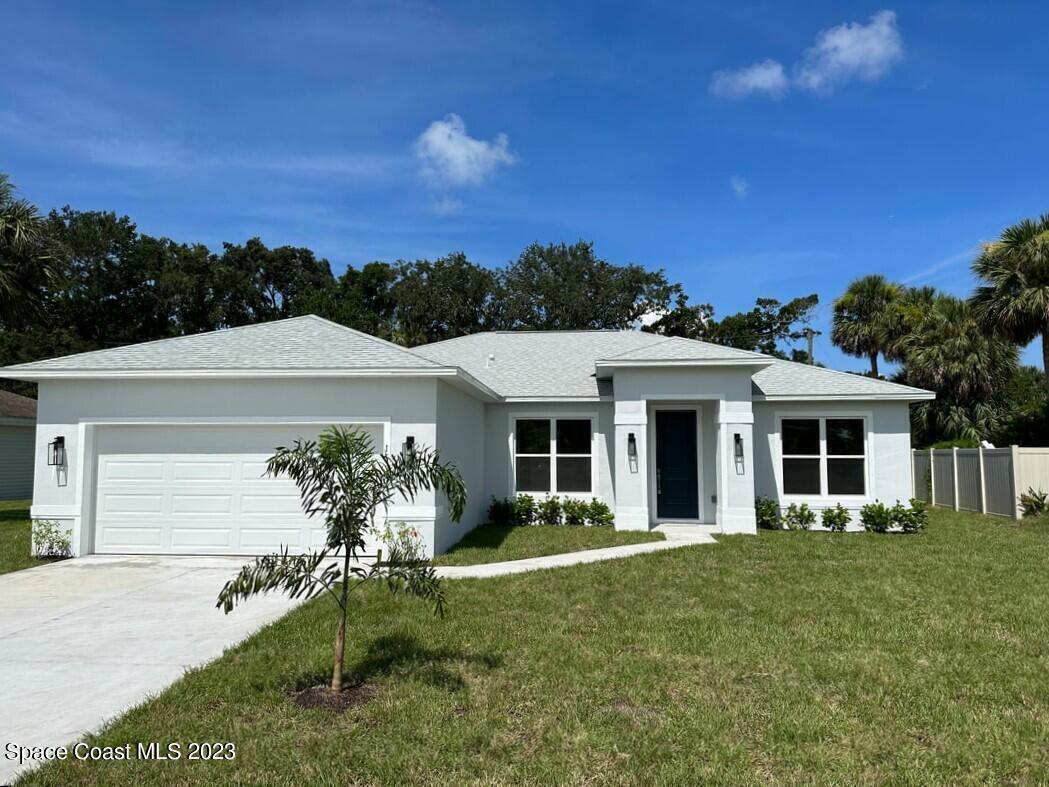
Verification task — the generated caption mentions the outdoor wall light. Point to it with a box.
[627,432,637,459]
[734,433,744,460]
[47,436,66,467]
[402,435,416,455]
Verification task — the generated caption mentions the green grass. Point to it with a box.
[22,509,1049,785]
[433,524,665,566]
[0,500,45,575]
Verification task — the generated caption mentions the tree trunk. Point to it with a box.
[330,549,352,693]
[1042,328,1049,399]
[870,351,879,378]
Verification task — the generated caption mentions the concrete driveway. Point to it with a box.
[0,556,298,783]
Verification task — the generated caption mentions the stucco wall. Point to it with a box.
[753,399,913,529]
[0,423,35,500]
[434,380,486,553]
[32,377,448,556]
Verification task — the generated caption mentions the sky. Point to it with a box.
[2,1,1047,370]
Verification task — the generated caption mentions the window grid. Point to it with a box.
[514,418,593,495]
[781,417,867,497]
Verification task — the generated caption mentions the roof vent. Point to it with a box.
[486,353,495,368]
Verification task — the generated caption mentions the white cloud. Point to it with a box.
[709,59,789,99]
[430,195,463,216]
[413,113,517,187]
[730,176,750,198]
[794,10,903,94]
[709,10,903,100]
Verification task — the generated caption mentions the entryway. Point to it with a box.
[653,408,702,521]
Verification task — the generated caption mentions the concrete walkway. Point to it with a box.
[0,556,297,784]
[436,524,716,579]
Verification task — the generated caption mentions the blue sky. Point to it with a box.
[3,1,1046,369]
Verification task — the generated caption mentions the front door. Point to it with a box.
[655,410,699,520]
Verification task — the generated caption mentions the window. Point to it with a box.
[780,417,866,496]
[514,417,593,494]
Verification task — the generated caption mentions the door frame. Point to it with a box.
[647,404,705,524]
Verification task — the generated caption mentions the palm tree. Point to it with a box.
[831,274,903,376]
[0,173,55,326]
[971,214,1049,395]
[217,426,466,694]
[899,294,1018,442]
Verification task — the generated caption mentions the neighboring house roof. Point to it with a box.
[0,390,37,420]
[0,316,933,402]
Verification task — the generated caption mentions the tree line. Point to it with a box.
[3,173,1046,446]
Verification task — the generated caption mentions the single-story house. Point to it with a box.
[0,390,37,501]
[0,315,934,557]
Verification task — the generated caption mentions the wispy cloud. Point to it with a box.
[729,176,750,198]
[902,246,977,284]
[710,10,903,100]
[430,195,464,216]
[414,113,517,187]
[710,60,789,99]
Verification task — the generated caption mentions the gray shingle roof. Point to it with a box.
[0,390,36,419]
[751,359,931,399]
[1,316,442,373]
[599,335,770,363]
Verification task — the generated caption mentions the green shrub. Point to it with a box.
[586,498,615,527]
[562,498,589,526]
[487,497,515,526]
[755,496,781,530]
[859,501,893,533]
[32,520,72,558]
[782,503,816,531]
[514,494,537,526]
[536,495,563,526]
[821,503,851,532]
[1020,488,1049,518]
[892,498,928,534]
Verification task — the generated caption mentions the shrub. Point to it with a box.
[821,503,851,532]
[487,497,515,526]
[373,521,425,559]
[1020,488,1049,518]
[536,495,563,526]
[514,494,537,526]
[32,520,72,558]
[782,503,816,531]
[755,496,781,530]
[859,501,893,533]
[892,498,928,534]
[562,498,589,526]
[586,498,615,527]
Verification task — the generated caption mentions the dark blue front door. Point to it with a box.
[655,410,699,520]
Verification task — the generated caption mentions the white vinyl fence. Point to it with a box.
[912,446,1049,519]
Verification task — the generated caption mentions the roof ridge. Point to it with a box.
[303,315,442,367]
[763,356,932,393]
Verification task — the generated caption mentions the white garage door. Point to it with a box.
[93,424,384,555]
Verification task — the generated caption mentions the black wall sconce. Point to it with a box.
[401,435,415,455]
[48,436,66,467]
[734,433,744,460]
[627,432,637,459]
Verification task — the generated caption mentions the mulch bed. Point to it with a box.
[288,680,379,713]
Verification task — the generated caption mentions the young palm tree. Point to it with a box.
[900,294,1018,442]
[217,426,466,693]
[0,173,55,326]
[831,274,903,376]
[971,214,1049,395]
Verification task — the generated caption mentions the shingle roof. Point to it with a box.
[599,335,770,363]
[0,390,36,419]
[414,330,932,400]
[0,316,442,373]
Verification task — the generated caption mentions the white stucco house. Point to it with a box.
[0,390,37,500]
[0,315,933,558]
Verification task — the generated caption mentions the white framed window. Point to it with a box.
[780,416,867,497]
[513,417,594,495]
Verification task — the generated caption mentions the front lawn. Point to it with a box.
[23,509,1049,785]
[0,500,45,575]
[434,524,665,566]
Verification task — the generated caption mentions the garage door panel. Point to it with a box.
[93,424,383,555]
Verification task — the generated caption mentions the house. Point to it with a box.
[0,316,934,558]
[0,390,37,501]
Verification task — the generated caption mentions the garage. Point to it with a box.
[91,423,384,555]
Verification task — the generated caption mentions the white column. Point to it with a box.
[613,399,649,530]
[715,400,757,534]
